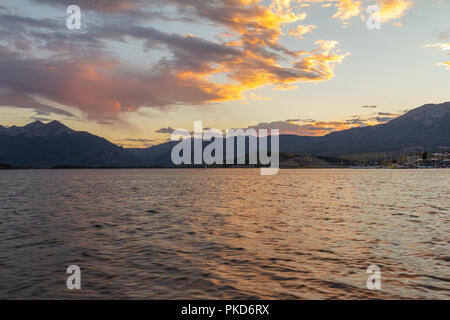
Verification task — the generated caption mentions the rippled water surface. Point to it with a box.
[0,169,449,299]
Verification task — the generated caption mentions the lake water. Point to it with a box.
[0,169,448,299]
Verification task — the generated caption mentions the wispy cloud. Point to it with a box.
[289,24,317,38]
[115,138,156,148]
[246,110,404,136]
[295,0,412,22]
[423,32,450,70]
[155,127,175,134]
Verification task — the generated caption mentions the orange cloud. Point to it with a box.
[248,111,403,136]
[149,1,351,101]
[297,0,412,22]
[437,61,450,70]
[378,0,412,22]
[289,24,317,38]
[248,119,358,136]
[333,0,362,20]
[0,1,354,118]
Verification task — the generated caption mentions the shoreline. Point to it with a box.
[1,166,448,170]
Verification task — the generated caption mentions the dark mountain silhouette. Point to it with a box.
[128,141,179,167]
[130,102,450,164]
[0,120,136,168]
[0,102,448,168]
[301,102,450,156]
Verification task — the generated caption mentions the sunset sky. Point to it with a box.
[0,0,449,147]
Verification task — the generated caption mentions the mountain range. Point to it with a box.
[0,102,449,168]
[0,120,134,168]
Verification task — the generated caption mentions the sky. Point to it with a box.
[0,0,448,147]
